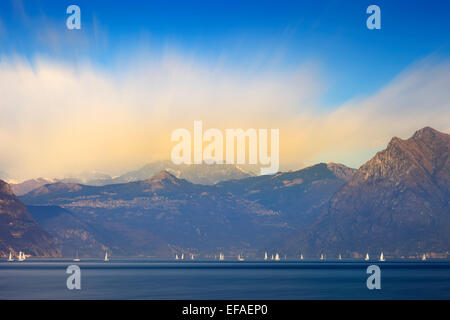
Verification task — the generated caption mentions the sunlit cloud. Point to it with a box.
[0,53,448,180]
[292,58,450,168]
[0,52,321,179]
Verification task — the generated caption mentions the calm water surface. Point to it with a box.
[0,260,449,299]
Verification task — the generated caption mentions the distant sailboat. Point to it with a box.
[338,254,342,261]
[219,253,224,261]
[275,253,280,261]
[264,252,268,261]
[7,252,14,262]
[422,253,427,261]
[365,253,370,261]
[238,254,244,261]
[104,251,109,262]
[300,254,304,261]
[175,254,179,260]
[73,250,80,262]
[190,254,195,260]
[181,253,184,260]
[379,252,385,262]
[320,254,324,261]
[271,254,274,260]
[18,251,26,262]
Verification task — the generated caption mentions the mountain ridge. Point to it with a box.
[0,179,60,258]
[4,126,448,258]
[279,127,449,257]
[10,162,256,195]
[19,163,354,256]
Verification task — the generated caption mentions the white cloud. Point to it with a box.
[0,53,448,179]
[0,53,321,179]
[298,59,450,168]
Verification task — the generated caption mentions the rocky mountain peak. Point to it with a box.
[326,163,356,181]
[0,179,15,197]
[143,171,185,189]
[412,126,444,141]
[353,127,449,185]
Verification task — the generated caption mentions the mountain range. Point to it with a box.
[10,162,255,195]
[1,126,448,259]
[19,162,353,257]
[279,127,449,258]
[103,161,255,186]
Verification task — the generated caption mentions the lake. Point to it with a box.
[0,260,449,299]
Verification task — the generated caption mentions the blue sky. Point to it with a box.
[1,0,449,106]
[0,0,449,179]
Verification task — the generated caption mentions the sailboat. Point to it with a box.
[365,253,370,261]
[320,254,324,261]
[181,253,184,260]
[104,251,109,262]
[275,253,280,261]
[422,253,427,261]
[18,251,26,262]
[190,254,195,260]
[238,254,244,261]
[175,254,179,260]
[7,252,14,262]
[300,254,304,261]
[73,250,80,262]
[17,251,26,262]
[338,254,342,261]
[264,252,268,261]
[379,252,385,262]
[271,254,274,260]
[219,253,224,261]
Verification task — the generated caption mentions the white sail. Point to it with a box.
[181,253,184,260]
[275,253,280,261]
[104,251,109,262]
[73,250,80,262]
[175,254,179,260]
[300,254,304,261]
[320,254,324,260]
[18,251,26,262]
[422,253,427,261]
[8,252,14,262]
[190,254,194,260]
[219,253,224,261]
[365,253,370,261]
[238,254,244,261]
[264,252,268,260]
[379,252,385,262]
[338,254,342,261]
